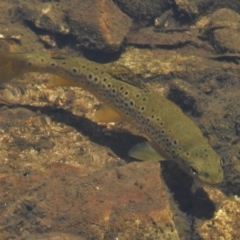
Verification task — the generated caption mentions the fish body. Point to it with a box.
[0,52,223,184]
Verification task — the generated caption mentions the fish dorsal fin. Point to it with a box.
[105,64,149,91]
[93,104,125,123]
[128,142,166,161]
[50,51,68,59]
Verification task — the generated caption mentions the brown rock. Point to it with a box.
[66,0,132,52]
[0,161,182,239]
[13,0,132,52]
[15,2,69,34]
[175,0,198,16]
[127,27,210,49]
[113,0,173,21]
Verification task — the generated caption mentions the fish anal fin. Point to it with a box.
[93,104,125,123]
[128,142,165,161]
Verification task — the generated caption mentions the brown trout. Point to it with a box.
[0,51,223,184]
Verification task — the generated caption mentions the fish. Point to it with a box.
[0,51,223,184]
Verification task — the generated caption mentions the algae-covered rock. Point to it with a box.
[196,186,240,239]
[210,8,240,53]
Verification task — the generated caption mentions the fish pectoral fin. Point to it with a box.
[128,142,165,161]
[93,104,125,123]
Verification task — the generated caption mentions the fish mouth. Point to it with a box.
[193,176,223,188]
[198,175,224,185]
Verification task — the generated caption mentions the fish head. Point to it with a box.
[181,144,224,184]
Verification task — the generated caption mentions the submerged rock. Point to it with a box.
[66,0,132,52]
[209,8,240,53]
[0,161,187,239]
[13,0,132,52]
[113,0,173,21]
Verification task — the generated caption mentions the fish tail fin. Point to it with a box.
[0,52,25,83]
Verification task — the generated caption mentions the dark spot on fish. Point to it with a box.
[151,115,155,119]
[103,78,107,82]
[136,94,140,98]
[28,62,32,66]
[94,77,98,82]
[141,106,145,111]
[124,91,129,95]
[62,61,66,65]
[40,58,44,62]
[129,101,134,106]
[186,152,189,156]
[142,98,146,101]
[88,74,93,79]
[107,84,111,88]
[72,68,78,73]
[120,86,124,91]
[50,62,56,67]
[173,140,178,145]
[160,122,164,125]
[112,89,116,93]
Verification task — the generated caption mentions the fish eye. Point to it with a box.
[190,167,198,175]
